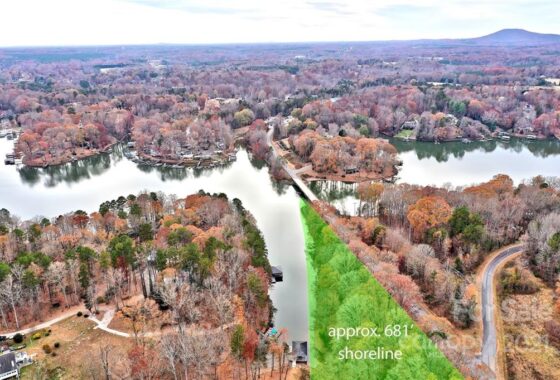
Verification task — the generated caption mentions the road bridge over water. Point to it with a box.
[266,126,318,202]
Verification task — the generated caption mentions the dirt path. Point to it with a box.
[89,307,237,339]
[89,308,130,338]
[3,306,83,338]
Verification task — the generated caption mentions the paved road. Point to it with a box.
[266,125,318,202]
[480,244,524,374]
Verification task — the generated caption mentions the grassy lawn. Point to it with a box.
[300,201,462,380]
[20,315,133,380]
[395,129,415,139]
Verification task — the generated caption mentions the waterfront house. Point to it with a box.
[400,120,418,130]
[344,166,358,175]
[271,266,283,282]
[444,114,459,126]
[291,341,308,364]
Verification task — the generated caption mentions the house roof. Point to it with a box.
[292,341,308,356]
[0,352,17,375]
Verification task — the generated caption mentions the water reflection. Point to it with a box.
[310,137,560,215]
[392,137,560,187]
[0,139,308,343]
[19,153,113,187]
[390,137,560,163]
[17,145,244,186]
[309,181,360,216]
[309,180,357,202]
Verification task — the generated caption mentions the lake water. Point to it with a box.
[312,137,560,215]
[0,139,308,342]
[392,137,560,187]
[3,135,559,340]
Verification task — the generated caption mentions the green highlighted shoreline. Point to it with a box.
[301,201,463,380]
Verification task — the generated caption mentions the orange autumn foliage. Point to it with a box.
[357,182,384,202]
[184,225,204,237]
[192,226,223,249]
[168,223,184,230]
[185,194,211,209]
[464,174,514,198]
[114,218,128,232]
[407,196,452,239]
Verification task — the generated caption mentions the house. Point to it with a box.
[148,149,162,158]
[517,121,535,134]
[281,116,295,128]
[0,352,19,379]
[344,166,358,175]
[522,103,536,120]
[545,77,560,86]
[14,352,31,368]
[199,141,211,151]
[444,114,459,126]
[401,120,418,130]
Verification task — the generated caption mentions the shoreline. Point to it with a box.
[9,132,559,175]
[20,141,117,168]
[388,132,554,143]
[14,142,237,170]
[134,149,237,168]
[301,170,397,184]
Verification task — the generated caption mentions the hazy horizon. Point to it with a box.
[0,0,558,47]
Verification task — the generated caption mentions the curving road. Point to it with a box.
[480,244,523,375]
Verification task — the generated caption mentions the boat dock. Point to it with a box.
[291,341,308,364]
[271,266,283,283]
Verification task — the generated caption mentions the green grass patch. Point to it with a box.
[300,201,462,379]
[395,129,414,139]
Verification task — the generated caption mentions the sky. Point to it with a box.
[0,0,558,47]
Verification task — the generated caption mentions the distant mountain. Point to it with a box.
[463,29,560,46]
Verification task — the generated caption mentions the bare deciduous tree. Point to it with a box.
[0,266,23,328]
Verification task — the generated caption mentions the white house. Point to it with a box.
[0,352,18,379]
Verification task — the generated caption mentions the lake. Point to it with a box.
[392,137,560,187]
[311,137,560,215]
[0,139,308,342]
[3,135,559,339]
